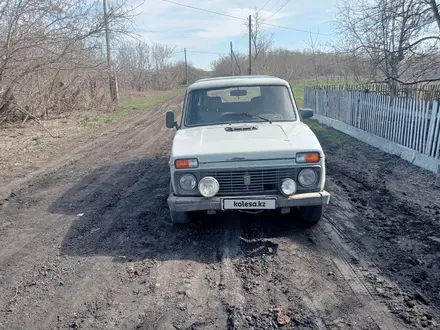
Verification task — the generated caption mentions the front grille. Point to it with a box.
[200,168,297,196]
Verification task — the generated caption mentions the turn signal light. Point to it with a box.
[296,152,320,163]
[175,158,199,169]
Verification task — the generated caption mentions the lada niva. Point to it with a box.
[165,75,330,225]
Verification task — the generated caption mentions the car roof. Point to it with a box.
[187,75,290,91]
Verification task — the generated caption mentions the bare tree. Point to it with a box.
[116,40,208,91]
[244,9,274,62]
[334,0,440,95]
[210,48,370,82]
[0,0,133,123]
[425,0,440,31]
[305,33,321,84]
[116,41,152,91]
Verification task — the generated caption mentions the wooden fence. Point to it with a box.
[312,83,440,102]
[304,87,440,160]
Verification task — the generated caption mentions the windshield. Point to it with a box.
[184,85,297,127]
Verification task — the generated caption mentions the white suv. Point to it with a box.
[165,75,330,225]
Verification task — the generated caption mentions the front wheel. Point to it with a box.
[169,182,191,225]
[299,205,323,226]
[170,209,191,224]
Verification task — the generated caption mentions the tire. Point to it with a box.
[170,209,191,224]
[300,205,323,226]
[168,181,191,225]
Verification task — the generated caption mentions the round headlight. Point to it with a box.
[179,174,197,191]
[298,168,318,187]
[198,177,220,197]
[281,178,297,196]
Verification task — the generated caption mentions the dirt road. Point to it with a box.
[1,95,439,330]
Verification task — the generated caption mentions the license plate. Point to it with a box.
[222,199,276,210]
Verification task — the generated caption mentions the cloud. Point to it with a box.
[128,0,296,48]
[122,0,339,69]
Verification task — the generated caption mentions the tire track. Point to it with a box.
[0,114,172,269]
[1,154,170,329]
[0,96,182,329]
[310,220,404,330]
[0,95,182,202]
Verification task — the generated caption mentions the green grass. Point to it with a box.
[290,78,358,108]
[30,136,41,146]
[73,89,185,140]
[119,89,185,111]
[78,114,103,127]
[291,79,322,108]
[80,89,184,126]
[303,118,350,148]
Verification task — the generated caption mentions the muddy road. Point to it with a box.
[1,95,439,330]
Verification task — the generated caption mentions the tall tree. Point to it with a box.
[334,0,440,94]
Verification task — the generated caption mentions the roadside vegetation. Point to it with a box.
[77,89,184,134]
[303,119,350,148]
[0,89,184,185]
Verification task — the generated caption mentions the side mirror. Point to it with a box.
[299,108,314,119]
[166,111,177,129]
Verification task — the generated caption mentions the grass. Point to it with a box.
[30,136,41,146]
[291,79,322,108]
[72,88,185,140]
[119,89,185,111]
[290,78,358,108]
[79,89,184,127]
[303,118,350,148]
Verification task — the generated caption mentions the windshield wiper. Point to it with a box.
[231,112,272,123]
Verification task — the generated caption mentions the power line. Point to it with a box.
[162,0,330,36]
[266,0,283,12]
[161,0,244,21]
[261,22,330,36]
[144,25,155,33]
[260,0,273,11]
[188,50,225,55]
[172,50,225,55]
[264,0,290,21]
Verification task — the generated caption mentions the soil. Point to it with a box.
[0,95,439,330]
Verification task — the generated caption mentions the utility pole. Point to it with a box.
[184,48,188,85]
[230,41,234,76]
[103,0,118,103]
[248,14,252,75]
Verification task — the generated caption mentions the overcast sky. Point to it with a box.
[127,0,339,70]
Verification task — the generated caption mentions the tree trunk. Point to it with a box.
[429,0,440,32]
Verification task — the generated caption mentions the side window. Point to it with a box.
[181,90,188,126]
[185,91,204,125]
[184,91,195,125]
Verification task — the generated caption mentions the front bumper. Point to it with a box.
[167,191,331,212]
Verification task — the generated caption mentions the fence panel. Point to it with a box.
[397,97,403,145]
[431,101,440,159]
[419,101,429,153]
[425,102,437,156]
[384,95,391,138]
[413,100,421,151]
[303,86,440,161]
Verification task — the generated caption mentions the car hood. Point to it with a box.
[170,122,323,163]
